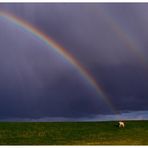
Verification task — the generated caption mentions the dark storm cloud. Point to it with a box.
[0,3,148,120]
[90,64,148,111]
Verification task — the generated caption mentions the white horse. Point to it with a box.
[119,121,125,128]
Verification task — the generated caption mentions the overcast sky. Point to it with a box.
[0,3,148,121]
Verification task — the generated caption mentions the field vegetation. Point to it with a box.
[0,121,147,145]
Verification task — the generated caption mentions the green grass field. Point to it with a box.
[0,121,147,145]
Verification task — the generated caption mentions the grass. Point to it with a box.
[0,121,147,145]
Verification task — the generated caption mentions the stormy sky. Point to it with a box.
[0,3,148,121]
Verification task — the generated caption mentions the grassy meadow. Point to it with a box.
[0,121,147,145]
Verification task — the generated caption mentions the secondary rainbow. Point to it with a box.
[99,8,148,67]
[0,11,118,114]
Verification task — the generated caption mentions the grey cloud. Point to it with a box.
[1,110,148,122]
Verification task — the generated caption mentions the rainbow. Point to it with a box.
[0,11,118,114]
[99,8,148,67]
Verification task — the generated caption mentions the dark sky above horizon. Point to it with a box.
[0,3,148,121]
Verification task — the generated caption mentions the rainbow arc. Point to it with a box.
[0,11,118,115]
